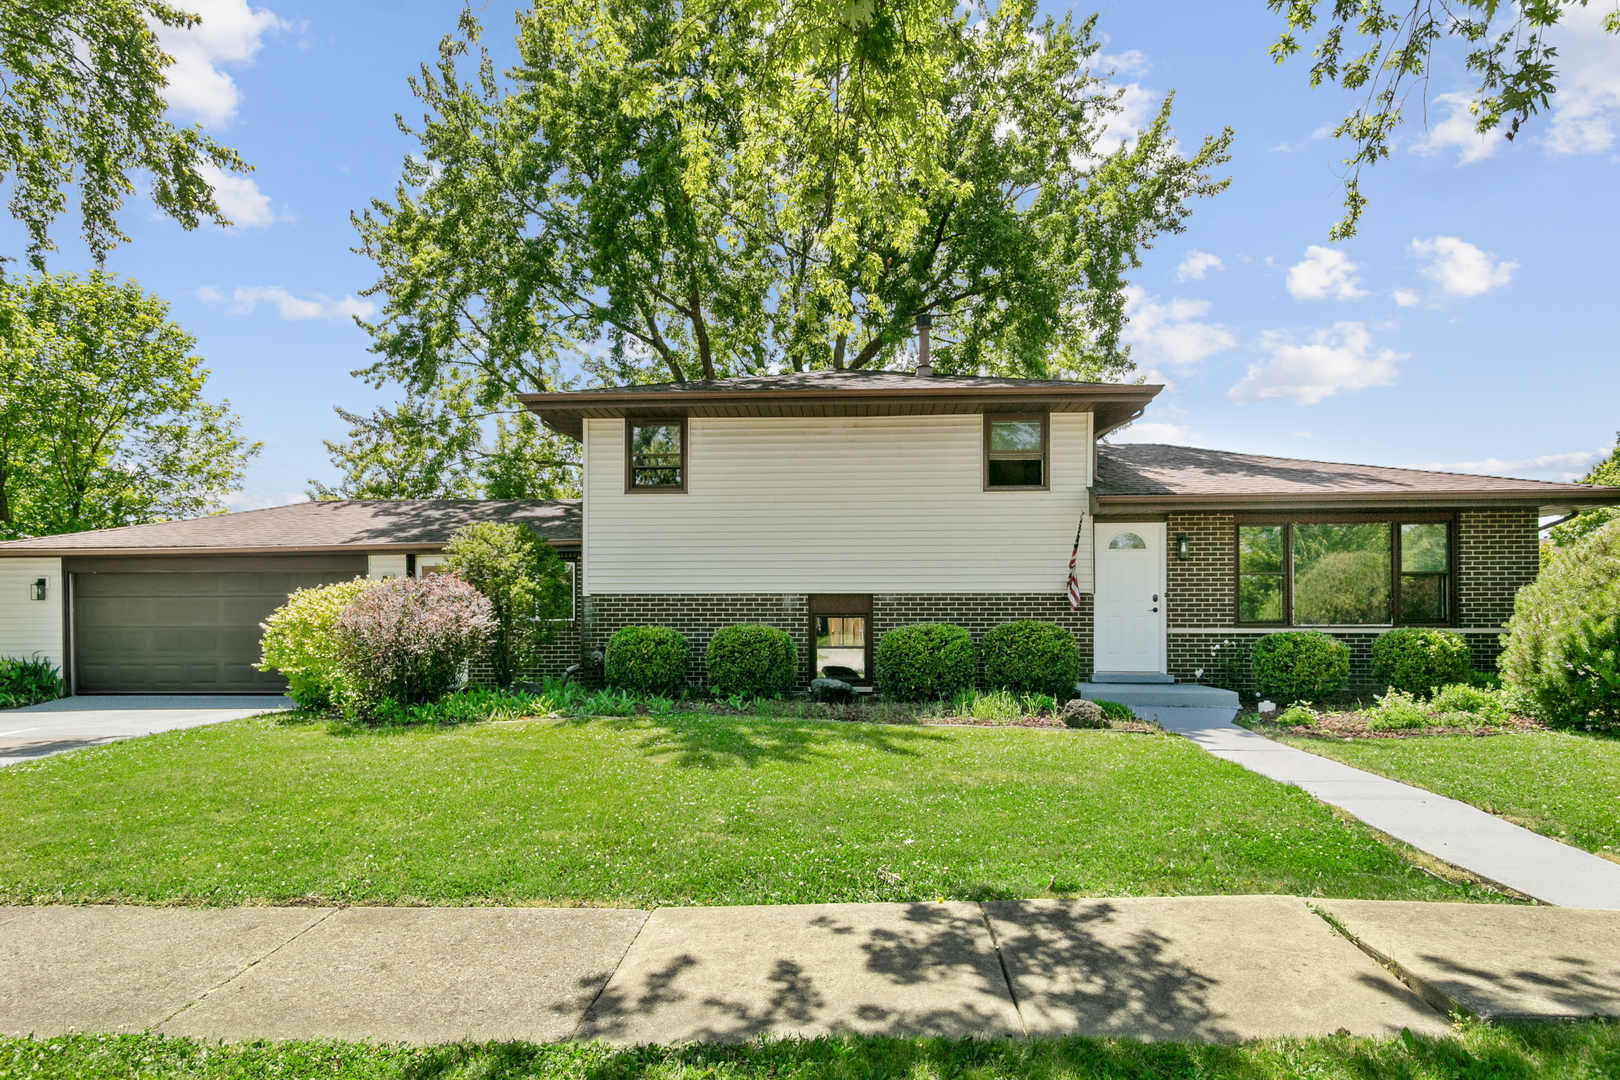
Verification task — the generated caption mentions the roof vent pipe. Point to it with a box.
[915,313,933,376]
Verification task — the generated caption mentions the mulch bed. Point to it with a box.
[1240,709,1546,740]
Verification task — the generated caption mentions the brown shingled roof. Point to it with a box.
[1095,444,1620,511]
[0,499,581,556]
[520,369,1160,440]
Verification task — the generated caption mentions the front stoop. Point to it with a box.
[1079,681,1240,711]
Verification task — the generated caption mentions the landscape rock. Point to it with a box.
[810,678,857,704]
[1059,699,1106,729]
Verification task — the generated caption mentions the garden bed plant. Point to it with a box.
[1239,683,1541,740]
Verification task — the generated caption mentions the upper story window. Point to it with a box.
[1235,517,1452,627]
[627,417,686,492]
[984,414,1048,490]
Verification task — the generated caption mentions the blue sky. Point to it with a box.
[8,0,1618,506]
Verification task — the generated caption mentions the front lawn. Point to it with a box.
[1274,729,1620,859]
[0,713,1493,906]
[4,1023,1618,1080]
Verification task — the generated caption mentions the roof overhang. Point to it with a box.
[520,382,1160,441]
[0,539,582,558]
[1095,491,1620,515]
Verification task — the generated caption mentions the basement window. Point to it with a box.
[627,418,686,492]
[984,414,1047,490]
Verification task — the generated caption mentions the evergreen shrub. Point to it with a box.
[1371,627,1471,697]
[604,625,690,697]
[706,623,798,698]
[1251,630,1349,702]
[981,620,1080,698]
[1500,519,1620,729]
[874,623,975,702]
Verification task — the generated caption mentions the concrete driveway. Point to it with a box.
[0,695,292,767]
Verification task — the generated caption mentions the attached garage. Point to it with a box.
[69,556,365,693]
[0,499,581,696]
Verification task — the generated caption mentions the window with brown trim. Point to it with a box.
[626,417,686,492]
[1234,517,1453,627]
[984,413,1047,489]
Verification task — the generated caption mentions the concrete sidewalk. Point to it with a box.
[0,695,292,767]
[2,898,1616,1044]
[1146,707,1620,910]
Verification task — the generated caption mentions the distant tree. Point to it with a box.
[1269,0,1620,240]
[353,0,1230,399]
[1544,434,1620,559]
[0,0,253,269]
[0,271,258,538]
[442,521,572,688]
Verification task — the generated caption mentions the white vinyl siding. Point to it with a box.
[0,557,64,668]
[584,413,1093,594]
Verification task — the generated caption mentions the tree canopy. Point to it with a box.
[1544,434,1620,557]
[0,271,258,538]
[1269,0,1620,240]
[0,0,253,270]
[352,0,1231,402]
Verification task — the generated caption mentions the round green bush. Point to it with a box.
[981,620,1080,698]
[1500,518,1620,730]
[1371,627,1472,697]
[604,625,690,697]
[705,623,798,698]
[1251,630,1349,703]
[874,623,975,702]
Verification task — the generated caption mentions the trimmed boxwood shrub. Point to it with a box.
[1251,630,1349,703]
[604,625,689,697]
[981,620,1080,698]
[1500,518,1620,730]
[1371,627,1472,697]
[874,623,975,702]
[706,623,798,698]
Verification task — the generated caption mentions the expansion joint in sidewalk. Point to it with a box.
[156,907,341,1028]
[1306,902,1466,1021]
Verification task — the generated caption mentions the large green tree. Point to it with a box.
[0,271,258,538]
[1544,434,1620,559]
[0,0,252,269]
[352,0,1230,401]
[1269,0,1620,240]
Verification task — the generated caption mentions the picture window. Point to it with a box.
[1235,518,1451,627]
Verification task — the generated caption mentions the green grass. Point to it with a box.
[0,713,1497,907]
[3,1023,1618,1080]
[1276,729,1620,859]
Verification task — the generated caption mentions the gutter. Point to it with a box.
[0,539,582,558]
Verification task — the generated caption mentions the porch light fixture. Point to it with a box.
[30,577,47,601]
[1175,534,1190,561]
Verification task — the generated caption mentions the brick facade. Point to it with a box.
[1166,512,1234,627]
[1457,509,1539,628]
[580,592,1094,690]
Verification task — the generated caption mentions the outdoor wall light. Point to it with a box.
[1175,534,1190,561]
[30,577,47,601]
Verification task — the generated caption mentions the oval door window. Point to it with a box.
[1108,532,1147,550]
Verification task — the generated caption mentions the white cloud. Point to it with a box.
[1098,49,1149,76]
[1108,420,1201,445]
[222,491,306,511]
[1286,245,1369,301]
[1176,249,1223,282]
[199,285,377,320]
[1090,83,1158,158]
[1122,287,1237,367]
[1410,450,1605,483]
[1541,7,1620,155]
[1411,91,1506,164]
[154,0,290,128]
[1227,322,1405,405]
[1409,236,1517,297]
[1391,288,1422,307]
[197,163,274,228]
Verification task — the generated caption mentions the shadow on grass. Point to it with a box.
[560,714,954,769]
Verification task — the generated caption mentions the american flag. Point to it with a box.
[1066,515,1085,609]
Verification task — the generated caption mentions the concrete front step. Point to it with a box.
[1079,682,1240,710]
[1089,671,1176,684]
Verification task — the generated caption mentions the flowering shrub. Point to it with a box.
[257,577,378,710]
[333,574,495,716]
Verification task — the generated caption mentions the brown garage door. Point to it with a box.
[71,556,367,693]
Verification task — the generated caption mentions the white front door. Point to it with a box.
[1093,522,1167,674]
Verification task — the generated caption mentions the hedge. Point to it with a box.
[706,623,798,698]
[1371,627,1472,698]
[981,620,1079,698]
[604,626,690,697]
[874,623,975,702]
[1251,630,1349,702]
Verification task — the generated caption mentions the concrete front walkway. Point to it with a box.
[0,695,292,767]
[1146,707,1620,910]
[2,899,1616,1045]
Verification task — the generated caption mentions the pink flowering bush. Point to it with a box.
[333,574,495,716]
